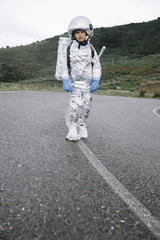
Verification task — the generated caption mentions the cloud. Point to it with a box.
[0,0,159,47]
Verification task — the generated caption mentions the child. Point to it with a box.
[62,16,101,141]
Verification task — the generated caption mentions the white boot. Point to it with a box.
[66,123,79,141]
[78,124,88,139]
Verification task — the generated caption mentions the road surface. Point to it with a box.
[0,91,160,240]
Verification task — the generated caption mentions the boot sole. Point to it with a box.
[65,137,78,142]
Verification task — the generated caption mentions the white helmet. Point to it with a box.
[68,16,93,39]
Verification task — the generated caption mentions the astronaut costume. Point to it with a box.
[61,16,101,141]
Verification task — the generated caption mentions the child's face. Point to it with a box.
[74,29,87,42]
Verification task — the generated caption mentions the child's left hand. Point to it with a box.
[90,79,100,93]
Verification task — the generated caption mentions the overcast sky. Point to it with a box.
[0,0,159,48]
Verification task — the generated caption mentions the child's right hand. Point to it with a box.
[62,78,72,94]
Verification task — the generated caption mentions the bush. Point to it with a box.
[139,90,146,97]
[153,92,160,98]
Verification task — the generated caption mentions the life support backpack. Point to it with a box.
[55,37,71,80]
[55,37,95,80]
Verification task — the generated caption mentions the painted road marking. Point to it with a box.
[78,140,160,239]
[153,107,160,119]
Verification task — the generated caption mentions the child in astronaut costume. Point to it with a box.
[62,16,101,141]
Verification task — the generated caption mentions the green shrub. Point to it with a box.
[139,90,146,97]
[153,92,160,98]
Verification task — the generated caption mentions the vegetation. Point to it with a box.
[153,92,160,98]
[0,64,26,82]
[0,18,160,98]
[92,18,160,56]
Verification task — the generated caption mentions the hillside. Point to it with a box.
[0,36,59,79]
[92,18,160,56]
[0,18,160,94]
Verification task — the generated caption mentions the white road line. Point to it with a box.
[153,107,160,119]
[78,140,160,239]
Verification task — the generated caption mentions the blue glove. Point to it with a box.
[90,79,100,93]
[62,78,72,94]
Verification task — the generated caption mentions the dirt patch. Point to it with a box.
[137,81,160,94]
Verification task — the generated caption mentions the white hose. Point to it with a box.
[98,46,106,59]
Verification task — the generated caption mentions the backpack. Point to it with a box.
[55,37,71,80]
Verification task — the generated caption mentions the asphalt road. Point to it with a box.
[0,91,160,240]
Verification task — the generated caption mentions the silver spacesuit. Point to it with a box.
[62,16,101,141]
